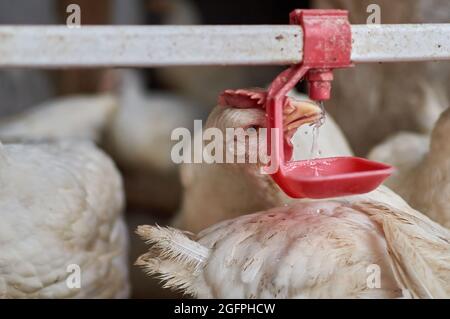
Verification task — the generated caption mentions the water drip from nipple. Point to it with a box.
[310,101,325,159]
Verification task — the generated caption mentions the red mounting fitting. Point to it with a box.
[262,9,393,200]
[290,9,353,101]
[307,69,334,100]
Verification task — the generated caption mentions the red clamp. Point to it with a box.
[266,10,352,106]
[290,9,353,100]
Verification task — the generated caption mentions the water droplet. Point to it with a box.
[310,101,326,159]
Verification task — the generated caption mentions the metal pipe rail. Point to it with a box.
[0,24,448,68]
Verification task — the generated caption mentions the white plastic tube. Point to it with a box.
[0,24,448,67]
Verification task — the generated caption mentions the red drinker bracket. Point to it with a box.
[265,9,394,199]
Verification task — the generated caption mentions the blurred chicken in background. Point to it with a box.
[102,69,205,213]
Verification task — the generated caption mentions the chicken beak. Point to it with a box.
[283,99,323,140]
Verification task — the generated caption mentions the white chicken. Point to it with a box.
[368,132,430,191]
[0,94,117,143]
[103,69,205,212]
[104,70,203,176]
[176,89,353,233]
[369,107,450,228]
[136,90,450,298]
[0,140,129,298]
[136,199,450,299]
[0,69,204,212]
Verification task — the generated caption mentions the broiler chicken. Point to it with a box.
[103,69,205,212]
[176,89,352,233]
[137,90,450,299]
[0,94,117,143]
[136,199,450,298]
[0,140,129,298]
[369,107,450,228]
